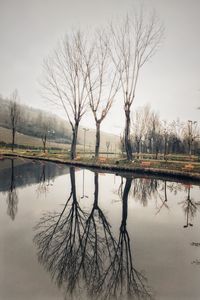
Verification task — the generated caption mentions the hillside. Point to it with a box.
[0,127,67,149]
[0,97,120,152]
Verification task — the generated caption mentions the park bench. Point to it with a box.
[182,164,194,171]
[98,157,107,163]
[141,161,151,167]
[75,156,81,161]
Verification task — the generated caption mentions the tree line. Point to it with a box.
[122,104,199,158]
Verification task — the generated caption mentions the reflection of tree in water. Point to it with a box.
[36,163,53,196]
[34,170,152,300]
[132,178,159,207]
[6,159,18,220]
[96,177,152,300]
[179,185,200,228]
[131,178,184,216]
[34,167,88,295]
[83,172,117,297]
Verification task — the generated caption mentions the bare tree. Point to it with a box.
[162,120,170,160]
[85,31,119,158]
[168,119,184,154]
[132,105,152,157]
[182,120,199,157]
[8,90,21,151]
[40,118,53,153]
[106,141,110,158]
[110,10,163,160]
[42,30,90,159]
[149,112,162,158]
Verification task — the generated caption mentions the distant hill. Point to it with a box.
[0,126,67,149]
[0,97,71,144]
[0,96,120,152]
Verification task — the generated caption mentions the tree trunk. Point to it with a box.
[12,128,15,152]
[155,144,159,159]
[42,135,47,153]
[70,123,79,160]
[136,140,140,159]
[164,137,167,160]
[124,107,132,161]
[95,122,101,158]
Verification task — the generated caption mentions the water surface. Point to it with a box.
[0,158,200,300]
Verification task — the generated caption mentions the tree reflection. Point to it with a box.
[34,167,88,294]
[179,185,200,228]
[132,178,159,207]
[96,177,152,300]
[6,159,18,220]
[34,170,152,300]
[83,172,117,296]
[36,163,53,196]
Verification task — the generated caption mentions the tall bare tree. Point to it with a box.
[110,10,163,160]
[85,31,119,158]
[42,31,90,159]
[8,90,21,151]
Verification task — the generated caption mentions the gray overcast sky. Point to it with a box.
[0,0,200,134]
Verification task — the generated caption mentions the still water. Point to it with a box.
[0,158,200,300]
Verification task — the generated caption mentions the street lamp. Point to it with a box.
[83,128,89,156]
[188,120,197,157]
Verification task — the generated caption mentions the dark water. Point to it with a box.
[0,158,200,300]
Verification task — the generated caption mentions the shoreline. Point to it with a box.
[1,152,200,183]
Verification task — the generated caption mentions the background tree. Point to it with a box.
[106,141,110,158]
[168,119,184,154]
[110,10,163,160]
[162,120,170,160]
[131,105,151,157]
[148,112,162,158]
[40,116,54,153]
[8,90,21,151]
[182,120,199,157]
[42,30,90,159]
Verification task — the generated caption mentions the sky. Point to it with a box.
[0,0,200,135]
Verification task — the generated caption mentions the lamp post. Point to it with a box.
[188,120,197,158]
[83,128,89,157]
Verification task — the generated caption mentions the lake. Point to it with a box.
[0,158,200,300]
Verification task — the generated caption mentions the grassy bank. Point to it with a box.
[1,148,200,182]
